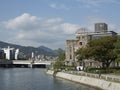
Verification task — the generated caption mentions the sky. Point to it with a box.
[0,0,120,49]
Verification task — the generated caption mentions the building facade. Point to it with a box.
[3,46,19,60]
[0,49,5,59]
[15,49,19,60]
[66,23,117,67]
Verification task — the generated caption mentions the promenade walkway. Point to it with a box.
[63,71,120,83]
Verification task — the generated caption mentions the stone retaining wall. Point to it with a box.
[47,70,120,90]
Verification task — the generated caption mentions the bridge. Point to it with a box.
[0,60,52,68]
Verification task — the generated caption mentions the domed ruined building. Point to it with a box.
[65,23,117,67]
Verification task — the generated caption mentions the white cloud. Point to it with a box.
[109,0,120,4]
[61,23,81,34]
[0,13,81,49]
[3,13,41,30]
[1,13,119,49]
[76,0,120,7]
[46,18,63,23]
[49,3,69,10]
[50,3,57,9]
[79,0,102,7]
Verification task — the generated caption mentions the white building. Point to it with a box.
[31,52,34,59]
[15,49,19,60]
[3,46,19,60]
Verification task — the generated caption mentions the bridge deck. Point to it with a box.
[13,60,52,65]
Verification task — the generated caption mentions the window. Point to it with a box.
[70,55,72,59]
[79,42,82,45]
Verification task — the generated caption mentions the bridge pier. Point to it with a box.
[28,64,33,68]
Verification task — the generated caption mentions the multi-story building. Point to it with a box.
[3,46,19,60]
[0,49,5,59]
[66,23,117,67]
[15,49,19,60]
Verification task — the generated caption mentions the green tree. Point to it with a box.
[88,36,117,69]
[114,36,120,64]
[57,48,65,61]
[76,36,117,69]
[76,48,90,60]
[76,47,90,69]
[53,61,65,70]
[52,48,65,71]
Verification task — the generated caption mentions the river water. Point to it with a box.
[0,68,100,90]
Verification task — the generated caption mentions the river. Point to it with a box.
[0,68,100,90]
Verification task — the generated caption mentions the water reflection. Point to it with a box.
[0,68,101,90]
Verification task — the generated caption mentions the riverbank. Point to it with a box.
[46,70,120,90]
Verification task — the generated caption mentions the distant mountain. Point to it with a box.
[38,46,53,52]
[0,41,57,57]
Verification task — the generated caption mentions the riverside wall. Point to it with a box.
[47,70,120,90]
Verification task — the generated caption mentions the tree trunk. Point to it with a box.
[106,63,110,69]
[102,62,106,69]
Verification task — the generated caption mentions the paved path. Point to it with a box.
[102,74,120,79]
[64,71,120,82]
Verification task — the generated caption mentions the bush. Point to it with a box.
[53,61,65,71]
[65,66,75,71]
[85,67,120,74]
[110,68,120,74]
[85,67,99,73]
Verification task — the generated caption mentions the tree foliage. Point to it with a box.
[57,48,65,61]
[76,48,90,61]
[114,35,120,62]
[53,61,65,70]
[76,36,117,69]
[53,48,65,70]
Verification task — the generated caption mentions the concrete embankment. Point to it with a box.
[47,70,120,90]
